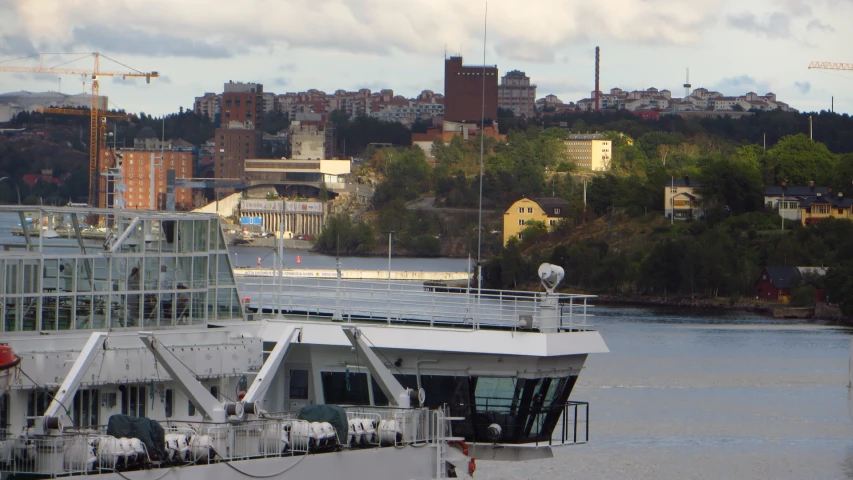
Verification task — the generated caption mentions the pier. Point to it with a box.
[234,268,469,281]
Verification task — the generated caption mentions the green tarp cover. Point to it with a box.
[296,404,348,444]
[106,414,167,461]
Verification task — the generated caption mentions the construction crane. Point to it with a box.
[37,107,137,166]
[0,52,158,208]
[808,61,853,71]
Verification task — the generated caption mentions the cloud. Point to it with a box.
[806,19,834,32]
[70,25,236,58]
[278,64,297,72]
[726,11,792,39]
[794,81,811,94]
[0,33,37,55]
[272,77,290,87]
[713,74,771,95]
[7,0,723,63]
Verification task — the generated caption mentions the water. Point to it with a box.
[477,307,853,480]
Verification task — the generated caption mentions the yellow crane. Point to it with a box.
[0,52,158,207]
[37,107,137,168]
[808,61,853,71]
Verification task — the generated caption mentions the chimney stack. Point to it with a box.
[594,47,600,112]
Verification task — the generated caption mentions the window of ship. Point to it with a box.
[0,393,8,430]
[26,389,55,427]
[165,390,173,418]
[121,385,146,417]
[72,389,99,427]
[371,375,471,409]
[321,371,370,405]
[289,370,309,400]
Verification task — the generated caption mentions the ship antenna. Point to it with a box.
[477,1,487,295]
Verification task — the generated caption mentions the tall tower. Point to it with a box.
[683,68,691,98]
[594,47,600,112]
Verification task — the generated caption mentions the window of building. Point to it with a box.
[813,204,830,214]
[518,207,524,213]
[527,207,533,213]
[550,219,557,226]
[554,208,561,214]
[188,401,196,417]
[518,219,525,226]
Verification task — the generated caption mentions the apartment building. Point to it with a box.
[563,133,612,171]
[214,121,262,180]
[221,81,264,129]
[498,70,536,117]
[193,92,220,119]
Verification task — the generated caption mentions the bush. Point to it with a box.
[790,285,816,307]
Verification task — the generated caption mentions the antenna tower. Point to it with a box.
[683,68,692,98]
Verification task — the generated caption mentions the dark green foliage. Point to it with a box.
[314,214,375,255]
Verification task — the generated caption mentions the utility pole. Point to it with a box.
[809,115,813,141]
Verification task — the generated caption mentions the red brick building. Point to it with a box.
[444,56,498,124]
[214,127,262,180]
[221,81,264,129]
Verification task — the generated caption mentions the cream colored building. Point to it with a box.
[563,134,611,171]
[665,177,704,220]
[503,197,569,246]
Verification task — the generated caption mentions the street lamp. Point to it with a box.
[0,177,22,205]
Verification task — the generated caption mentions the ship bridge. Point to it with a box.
[0,206,244,333]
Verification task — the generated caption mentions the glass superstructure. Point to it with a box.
[0,206,244,332]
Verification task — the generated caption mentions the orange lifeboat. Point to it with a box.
[0,344,20,370]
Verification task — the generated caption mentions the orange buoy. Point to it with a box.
[297,255,301,264]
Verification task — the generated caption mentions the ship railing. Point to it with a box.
[193,418,311,462]
[0,430,97,477]
[239,276,595,331]
[343,406,432,445]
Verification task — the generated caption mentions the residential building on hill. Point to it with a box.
[665,177,704,221]
[498,70,536,117]
[444,56,498,123]
[563,133,612,171]
[193,92,220,119]
[570,87,796,114]
[764,182,831,223]
[800,193,853,225]
[502,197,569,246]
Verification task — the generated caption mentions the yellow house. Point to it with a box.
[800,193,853,225]
[503,197,570,246]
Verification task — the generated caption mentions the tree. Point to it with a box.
[697,156,764,215]
[764,134,837,186]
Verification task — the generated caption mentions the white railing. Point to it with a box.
[237,276,596,331]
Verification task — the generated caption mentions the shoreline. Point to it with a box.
[594,293,852,326]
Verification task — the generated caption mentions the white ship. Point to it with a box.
[0,205,608,479]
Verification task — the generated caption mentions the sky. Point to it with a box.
[2,0,853,116]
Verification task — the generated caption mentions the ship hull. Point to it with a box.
[1,444,455,480]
